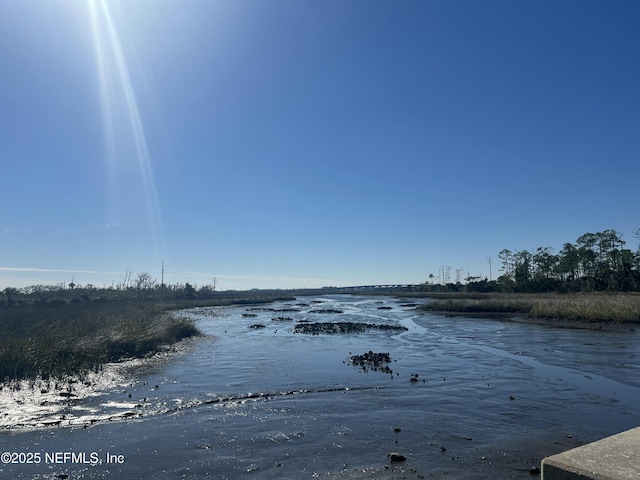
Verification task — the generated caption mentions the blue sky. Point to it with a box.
[1,0,638,290]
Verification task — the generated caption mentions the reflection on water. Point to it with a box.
[1,295,639,479]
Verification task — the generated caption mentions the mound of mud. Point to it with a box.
[292,322,407,335]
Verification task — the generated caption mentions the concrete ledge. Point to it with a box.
[542,427,640,480]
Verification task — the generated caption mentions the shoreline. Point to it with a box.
[0,333,208,430]
[0,293,294,384]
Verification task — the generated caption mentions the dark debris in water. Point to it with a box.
[293,322,408,335]
[246,307,299,312]
[349,351,394,375]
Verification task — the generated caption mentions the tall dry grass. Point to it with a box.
[0,292,296,382]
[419,292,640,323]
[0,302,199,381]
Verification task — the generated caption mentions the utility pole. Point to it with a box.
[213,277,217,292]
[486,256,493,281]
[161,262,165,299]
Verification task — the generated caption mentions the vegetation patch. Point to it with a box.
[0,302,199,382]
[419,293,640,323]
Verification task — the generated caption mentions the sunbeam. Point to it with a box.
[88,1,116,220]
[88,0,165,261]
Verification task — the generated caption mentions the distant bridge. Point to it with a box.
[322,284,419,292]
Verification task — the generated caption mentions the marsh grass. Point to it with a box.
[0,293,296,383]
[0,302,201,382]
[419,292,640,323]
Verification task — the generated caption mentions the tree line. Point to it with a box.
[489,229,639,292]
[418,229,640,293]
[1,270,210,307]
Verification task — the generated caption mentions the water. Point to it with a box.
[1,295,639,479]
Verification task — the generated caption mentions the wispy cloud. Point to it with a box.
[0,267,121,275]
[93,222,123,230]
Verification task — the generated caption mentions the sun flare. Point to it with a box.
[87,0,165,260]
